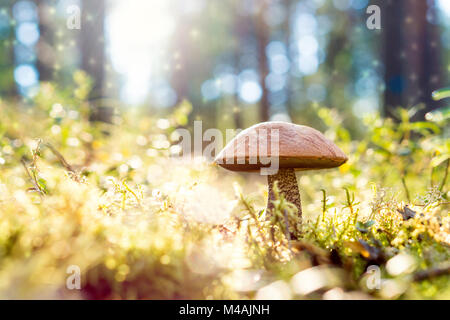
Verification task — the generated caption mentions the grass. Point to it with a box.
[0,79,448,299]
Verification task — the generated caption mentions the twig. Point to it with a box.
[321,189,327,222]
[20,159,44,198]
[43,142,75,173]
[283,209,292,253]
[439,158,449,193]
[401,176,411,203]
[123,180,141,205]
[413,201,450,207]
[413,263,450,281]
[430,154,435,189]
[240,192,268,244]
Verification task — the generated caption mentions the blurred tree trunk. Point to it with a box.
[34,0,54,81]
[382,0,403,118]
[255,1,270,122]
[283,0,292,117]
[382,0,444,120]
[0,4,16,97]
[169,10,206,124]
[232,9,249,129]
[170,14,193,104]
[324,17,351,108]
[80,0,108,121]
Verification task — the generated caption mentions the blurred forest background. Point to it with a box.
[1,0,449,134]
[0,0,449,300]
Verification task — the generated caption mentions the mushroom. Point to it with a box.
[214,121,347,233]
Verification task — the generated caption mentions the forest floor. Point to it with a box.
[0,87,448,299]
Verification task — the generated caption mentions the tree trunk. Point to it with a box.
[80,0,107,121]
[34,0,54,81]
[283,0,292,117]
[170,16,192,104]
[232,8,250,129]
[0,3,16,97]
[255,1,270,122]
[382,0,444,119]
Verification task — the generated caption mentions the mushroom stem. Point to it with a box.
[267,168,302,219]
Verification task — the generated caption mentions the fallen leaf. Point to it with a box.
[397,205,416,220]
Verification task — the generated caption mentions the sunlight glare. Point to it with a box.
[107,0,175,104]
[438,0,450,16]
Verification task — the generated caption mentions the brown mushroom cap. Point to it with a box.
[214,121,348,172]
